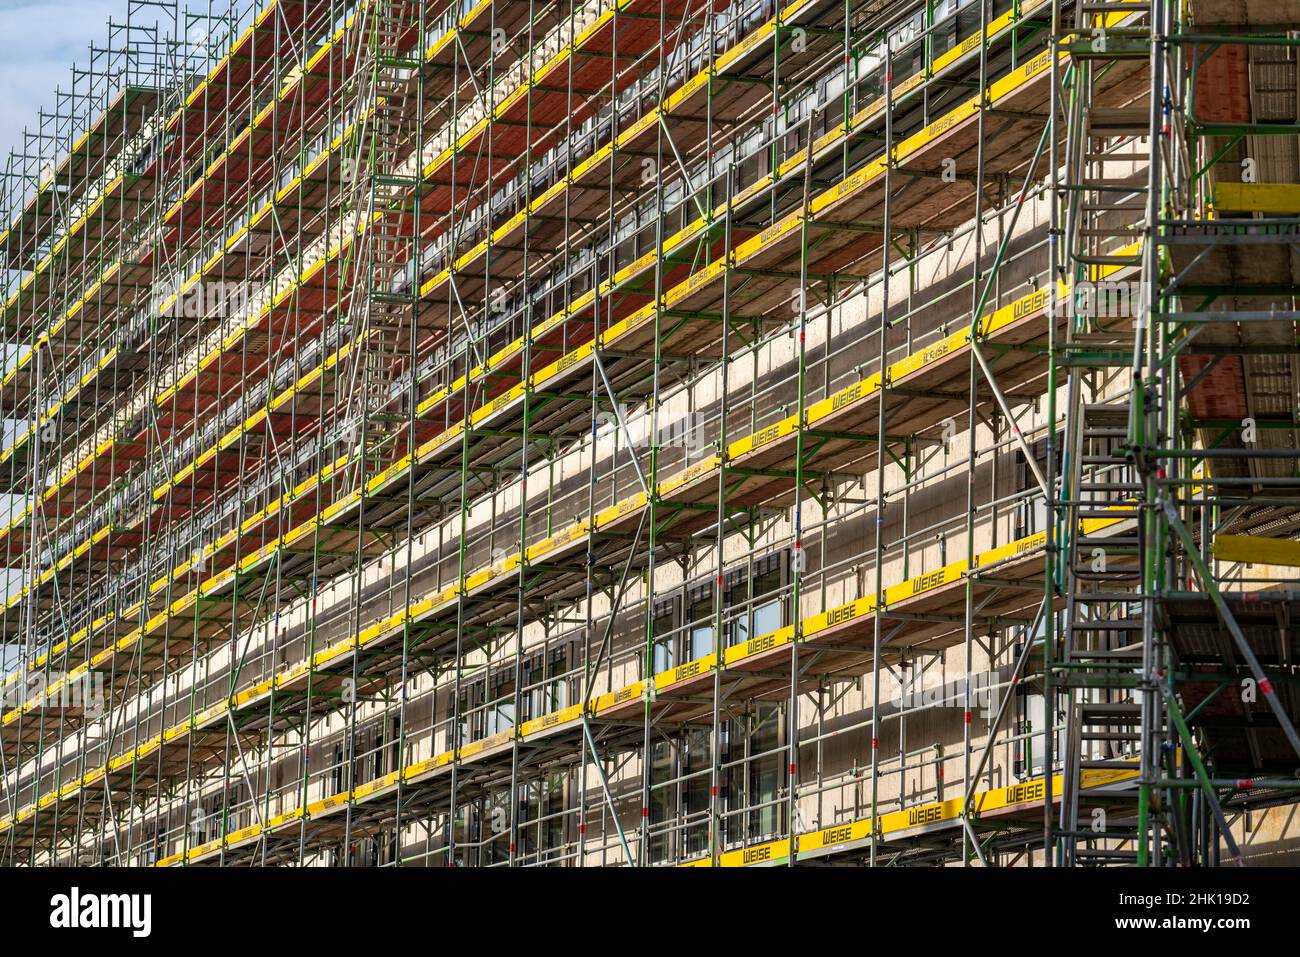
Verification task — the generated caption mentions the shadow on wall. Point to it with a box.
[1239,804,1300,865]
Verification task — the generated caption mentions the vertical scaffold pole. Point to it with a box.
[869,41,893,868]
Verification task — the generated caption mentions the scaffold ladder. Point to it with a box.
[1054,0,1154,866]
[346,0,426,484]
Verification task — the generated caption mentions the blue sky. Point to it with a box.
[0,0,125,617]
[0,0,123,171]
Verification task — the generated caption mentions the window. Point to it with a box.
[647,739,673,863]
[650,554,789,673]
[687,587,714,659]
[457,644,576,743]
[356,830,396,867]
[200,794,223,844]
[1014,617,1060,779]
[682,730,711,856]
[476,791,511,865]
[1014,431,1060,537]
[652,598,677,674]
[1017,690,1048,778]
[517,772,567,862]
[648,732,711,864]
[352,719,392,785]
[328,742,346,797]
[748,705,784,839]
[522,643,572,721]
[734,555,785,646]
[455,684,478,746]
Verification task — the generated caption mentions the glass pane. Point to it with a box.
[690,624,713,659]
[654,639,674,674]
[733,612,748,648]
[752,599,781,638]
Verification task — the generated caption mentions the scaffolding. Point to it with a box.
[0,0,1295,868]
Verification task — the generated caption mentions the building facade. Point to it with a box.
[0,0,1297,866]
